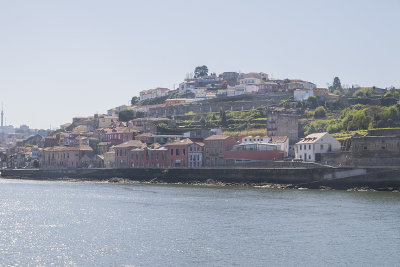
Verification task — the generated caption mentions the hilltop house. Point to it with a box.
[139,88,170,101]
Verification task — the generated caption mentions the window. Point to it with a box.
[183,149,185,155]
[309,145,311,150]
[171,149,173,156]
[309,154,311,160]
[320,144,324,150]
[176,149,180,156]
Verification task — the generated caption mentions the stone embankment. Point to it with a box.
[2,167,400,191]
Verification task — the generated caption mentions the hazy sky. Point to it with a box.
[0,0,399,129]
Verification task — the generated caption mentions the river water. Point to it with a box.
[0,179,399,266]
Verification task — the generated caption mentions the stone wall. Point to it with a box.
[146,93,290,117]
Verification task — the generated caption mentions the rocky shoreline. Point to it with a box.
[80,177,400,192]
[2,172,400,193]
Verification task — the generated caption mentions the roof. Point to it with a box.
[270,136,288,142]
[114,140,146,148]
[43,145,93,152]
[98,142,111,146]
[132,117,171,122]
[204,135,233,141]
[296,132,328,144]
[165,138,194,146]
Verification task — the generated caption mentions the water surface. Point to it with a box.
[0,179,399,266]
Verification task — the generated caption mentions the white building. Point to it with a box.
[188,141,204,168]
[294,132,341,162]
[139,88,170,101]
[239,77,262,85]
[287,80,317,90]
[241,135,289,157]
[294,89,314,101]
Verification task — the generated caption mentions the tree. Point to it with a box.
[130,96,139,106]
[200,117,206,128]
[314,106,326,118]
[220,110,227,127]
[329,77,342,92]
[306,96,318,109]
[118,110,135,122]
[194,65,208,78]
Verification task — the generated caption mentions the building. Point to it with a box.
[114,140,147,168]
[220,72,239,86]
[165,138,192,168]
[95,114,119,129]
[139,88,170,101]
[351,129,400,157]
[104,150,115,168]
[135,133,183,145]
[287,80,316,90]
[130,144,168,168]
[40,145,95,169]
[294,89,314,101]
[313,88,329,97]
[204,135,236,167]
[238,135,289,157]
[105,128,138,146]
[239,72,268,80]
[294,132,341,162]
[188,141,204,168]
[266,108,298,155]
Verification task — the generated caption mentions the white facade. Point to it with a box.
[294,132,341,162]
[294,89,314,101]
[188,143,203,168]
[241,135,289,156]
[239,78,261,85]
[139,88,170,101]
[288,81,316,90]
[193,88,207,100]
[179,81,196,93]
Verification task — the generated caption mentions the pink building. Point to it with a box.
[203,135,237,167]
[105,128,138,146]
[40,145,95,169]
[130,145,168,168]
[165,138,191,168]
[114,140,146,168]
[114,140,169,168]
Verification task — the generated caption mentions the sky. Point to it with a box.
[0,0,399,129]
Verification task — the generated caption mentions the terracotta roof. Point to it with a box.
[98,142,111,146]
[43,145,93,152]
[195,142,205,147]
[114,140,146,148]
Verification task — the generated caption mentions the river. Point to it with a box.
[0,179,399,266]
